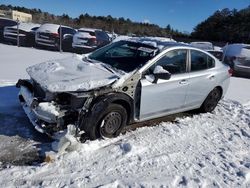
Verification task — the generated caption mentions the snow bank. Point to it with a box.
[0,41,250,188]
[0,100,249,187]
[225,77,250,104]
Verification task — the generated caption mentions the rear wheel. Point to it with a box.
[200,88,221,113]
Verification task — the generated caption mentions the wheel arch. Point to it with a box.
[80,92,134,139]
[214,86,223,98]
[89,92,135,124]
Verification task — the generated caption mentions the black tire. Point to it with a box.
[200,87,222,113]
[81,103,127,140]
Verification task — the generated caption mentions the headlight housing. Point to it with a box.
[55,92,88,109]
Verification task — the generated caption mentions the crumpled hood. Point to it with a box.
[26,56,120,92]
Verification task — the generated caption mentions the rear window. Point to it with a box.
[243,46,250,50]
[79,30,95,36]
[0,19,17,28]
[60,27,76,35]
[95,31,109,40]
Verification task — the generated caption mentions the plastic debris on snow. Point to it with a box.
[52,125,81,154]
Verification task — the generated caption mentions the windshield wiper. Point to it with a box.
[85,57,117,74]
[99,63,117,74]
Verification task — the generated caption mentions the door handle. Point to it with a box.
[179,80,187,85]
[209,75,215,80]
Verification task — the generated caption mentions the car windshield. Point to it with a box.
[88,40,158,72]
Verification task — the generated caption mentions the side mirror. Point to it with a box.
[154,72,171,80]
[153,65,171,83]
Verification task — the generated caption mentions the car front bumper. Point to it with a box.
[16,79,67,136]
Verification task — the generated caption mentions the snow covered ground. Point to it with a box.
[0,43,249,187]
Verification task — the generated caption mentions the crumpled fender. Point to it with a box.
[79,92,134,139]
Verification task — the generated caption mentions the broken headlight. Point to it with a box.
[55,92,87,109]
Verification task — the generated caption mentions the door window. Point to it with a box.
[149,49,187,74]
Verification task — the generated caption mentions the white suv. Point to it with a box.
[72,28,110,53]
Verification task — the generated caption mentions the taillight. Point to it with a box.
[89,37,97,44]
[228,68,233,76]
[52,32,59,37]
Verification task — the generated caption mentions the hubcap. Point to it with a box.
[100,112,122,137]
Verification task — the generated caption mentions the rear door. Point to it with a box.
[185,50,217,108]
[139,49,189,121]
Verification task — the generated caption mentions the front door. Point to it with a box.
[139,49,189,121]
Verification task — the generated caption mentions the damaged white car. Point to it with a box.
[16,38,231,141]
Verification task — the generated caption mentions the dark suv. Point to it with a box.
[4,22,40,46]
[35,23,76,51]
[0,18,17,42]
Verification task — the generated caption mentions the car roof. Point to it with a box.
[78,27,101,32]
[190,41,213,45]
[37,23,74,32]
[120,37,189,51]
[0,17,17,22]
[223,43,250,57]
[5,22,40,32]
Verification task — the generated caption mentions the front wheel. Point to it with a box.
[99,104,127,138]
[200,88,222,113]
[82,103,127,140]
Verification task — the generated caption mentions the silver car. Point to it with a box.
[223,43,250,76]
[16,38,231,140]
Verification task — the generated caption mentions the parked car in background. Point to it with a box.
[72,28,110,53]
[223,43,250,77]
[190,41,214,51]
[207,50,223,61]
[35,23,76,51]
[105,31,118,41]
[16,37,231,140]
[0,17,17,42]
[4,22,40,46]
[190,42,224,61]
